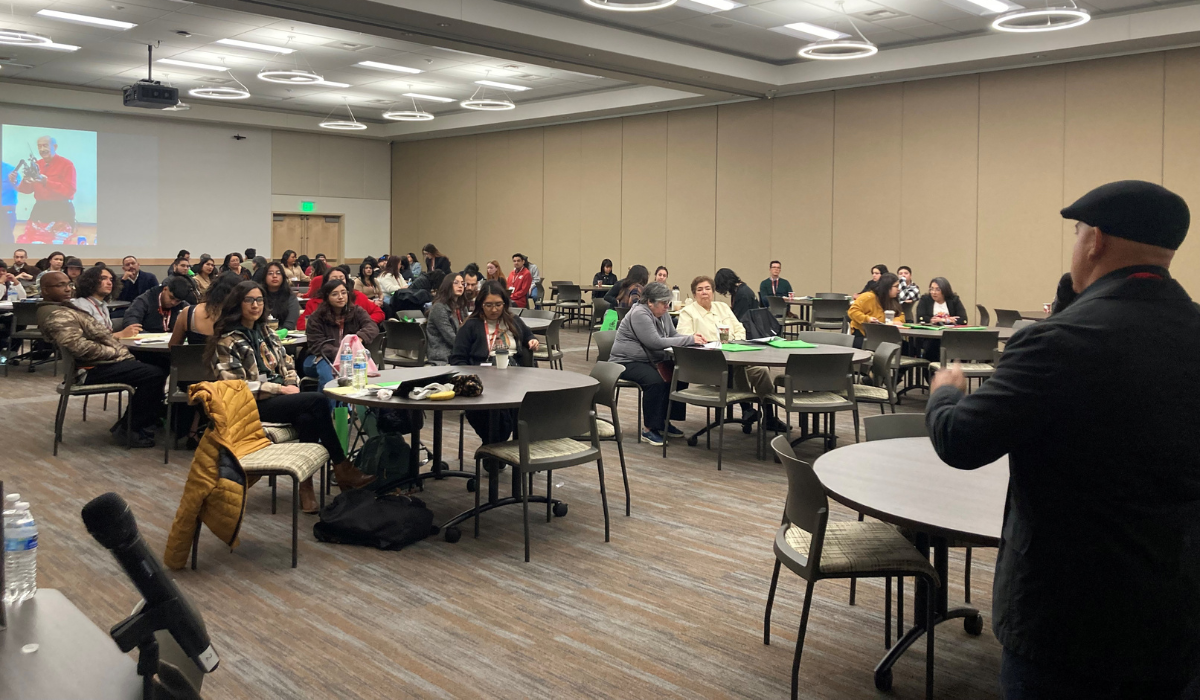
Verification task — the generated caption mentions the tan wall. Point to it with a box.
[393,49,1200,311]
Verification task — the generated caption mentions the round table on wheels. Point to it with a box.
[814,438,1008,691]
[324,365,598,543]
[898,325,1016,341]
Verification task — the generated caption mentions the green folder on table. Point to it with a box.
[947,326,988,331]
[767,338,817,349]
[903,324,941,330]
[720,343,764,352]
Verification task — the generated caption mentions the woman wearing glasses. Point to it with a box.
[207,280,374,513]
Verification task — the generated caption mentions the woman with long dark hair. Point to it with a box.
[378,253,409,299]
[848,272,904,348]
[253,261,299,330]
[221,252,251,281]
[606,264,650,310]
[280,249,309,283]
[594,259,617,287]
[303,278,378,405]
[207,281,373,511]
[422,243,451,275]
[299,265,383,327]
[915,277,967,326]
[34,250,65,284]
[356,256,382,305]
[860,264,889,294]
[171,272,242,347]
[192,257,216,300]
[406,252,421,277]
[426,272,469,364]
[714,267,757,319]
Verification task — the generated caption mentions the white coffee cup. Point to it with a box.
[494,349,510,369]
[884,310,895,324]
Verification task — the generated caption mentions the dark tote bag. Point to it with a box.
[313,478,437,551]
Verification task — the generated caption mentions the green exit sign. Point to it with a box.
[300,201,315,212]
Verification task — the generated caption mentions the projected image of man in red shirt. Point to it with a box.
[8,135,77,245]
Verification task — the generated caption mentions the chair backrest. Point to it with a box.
[869,342,901,396]
[396,309,424,321]
[169,344,215,385]
[771,435,829,577]
[814,292,849,300]
[550,280,572,289]
[1011,319,1036,331]
[811,297,850,322]
[594,330,616,362]
[558,284,582,303]
[13,302,40,327]
[780,352,854,394]
[994,308,1022,328]
[591,297,610,325]
[365,331,386,366]
[589,361,624,411]
[900,301,915,324]
[795,330,854,348]
[861,323,902,352]
[672,346,730,390]
[520,308,557,320]
[767,296,788,318]
[975,304,991,327]
[543,318,563,349]
[57,345,79,392]
[517,384,597,445]
[615,306,630,322]
[111,315,126,332]
[940,330,999,364]
[384,319,427,362]
[864,413,928,441]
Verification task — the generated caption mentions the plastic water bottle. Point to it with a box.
[352,348,368,390]
[338,338,354,381]
[4,498,37,604]
[6,284,17,303]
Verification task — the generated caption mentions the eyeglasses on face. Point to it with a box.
[482,302,505,309]
[243,297,265,305]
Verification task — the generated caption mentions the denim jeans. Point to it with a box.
[302,355,335,410]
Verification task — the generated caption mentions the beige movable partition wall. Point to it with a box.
[392,47,1200,311]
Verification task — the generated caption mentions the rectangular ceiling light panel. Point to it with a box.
[679,0,745,11]
[475,79,529,91]
[35,9,136,29]
[157,58,226,71]
[215,38,295,54]
[357,60,422,74]
[770,22,850,40]
[403,92,455,102]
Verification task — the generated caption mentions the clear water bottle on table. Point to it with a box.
[4,495,37,604]
[352,348,368,390]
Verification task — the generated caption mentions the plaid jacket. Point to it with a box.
[898,281,921,304]
[213,327,298,397]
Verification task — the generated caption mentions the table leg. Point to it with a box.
[410,409,473,488]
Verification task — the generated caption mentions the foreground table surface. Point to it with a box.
[815,437,1007,546]
[120,334,307,353]
[899,325,1016,341]
[326,364,596,410]
[721,342,872,366]
[0,589,141,700]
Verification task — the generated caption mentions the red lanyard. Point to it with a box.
[159,305,171,330]
[486,322,506,351]
[88,298,111,330]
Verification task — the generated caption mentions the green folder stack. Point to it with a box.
[767,338,817,349]
[720,343,764,352]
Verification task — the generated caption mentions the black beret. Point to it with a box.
[1061,180,1189,250]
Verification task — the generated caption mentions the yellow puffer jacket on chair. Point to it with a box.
[163,380,273,569]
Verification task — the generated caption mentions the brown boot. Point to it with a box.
[333,459,376,492]
[299,477,319,514]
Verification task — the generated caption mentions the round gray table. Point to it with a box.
[519,316,551,332]
[325,366,598,542]
[719,342,870,366]
[815,438,1008,689]
[119,334,307,353]
[899,325,1015,341]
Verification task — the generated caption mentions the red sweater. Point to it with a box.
[17,156,76,200]
[507,268,532,308]
[298,290,382,330]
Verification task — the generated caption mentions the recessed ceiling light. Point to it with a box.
[258,68,323,84]
[475,79,530,91]
[313,80,351,88]
[215,38,295,54]
[992,6,1090,31]
[582,0,679,10]
[781,22,847,41]
[402,92,454,102]
[158,58,226,71]
[0,29,52,46]
[35,9,136,30]
[37,42,81,51]
[189,86,250,99]
[357,60,421,74]
[680,0,743,11]
[962,0,1010,13]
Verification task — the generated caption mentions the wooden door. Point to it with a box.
[272,214,304,259]
[306,215,342,262]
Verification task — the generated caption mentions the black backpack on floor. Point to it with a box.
[313,479,437,551]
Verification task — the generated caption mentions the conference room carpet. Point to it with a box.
[1,325,1002,699]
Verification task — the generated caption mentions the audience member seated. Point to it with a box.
[654,266,669,284]
[208,280,373,512]
[714,268,757,320]
[250,256,268,275]
[450,281,539,447]
[299,266,384,329]
[117,255,158,304]
[758,260,792,306]
[405,252,421,278]
[897,265,921,304]
[422,243,452,276]
[676,275,782,431]
[168,255,200,297]
[124,276,192,334]
[191,256,216,301]
[176,249,191,266]
[253,261,299,331]
[356,257,383,305]
[305,259,331,299]
[303,278,378,403]
[609,281,702,446]
[848,272,904,348]
[34,250,65,284]
[484,259,502,283]
[279,249,309,283]
[377,254,409,300]
[915,276,967,325]
[594,259,618,289]
[71,265,138,338]
[461,269,479,311]
[9,248,36,283]
[171,271,241,347]
[221,252,252,281]
[63,257,83,291]
[305,253,327,277]
[426,272,469,364]
[607,265,650,310]
[1,260,28,300]
[38,272,165,447]
[859,263,888,295]
[507,253,533,308]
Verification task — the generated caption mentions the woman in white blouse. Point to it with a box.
[377,254,409,300]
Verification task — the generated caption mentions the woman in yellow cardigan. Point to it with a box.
[848,272,904,348]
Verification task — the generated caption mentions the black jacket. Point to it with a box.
[592,272,617,286]
[449,316,534,367]
[123,285,187,334]
[117,271,158,303]
[730,283,757,321]
[913,294,969,324]
[926,265,1200,690]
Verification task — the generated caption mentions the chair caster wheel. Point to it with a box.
[552,502,568,517]
[466,478,476,493]
[964,613,984,636]
[686,437,698,447]
[444,526,461,543]
[874,668,892,692]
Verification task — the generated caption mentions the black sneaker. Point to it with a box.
[665,425,685,438]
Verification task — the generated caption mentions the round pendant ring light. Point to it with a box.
[0,29,52,45]
[992,7,1090,32]
[318,119,368,130]
[258,68,323,84]
[383,110,434,121]
[189,86,251,100]
[461,97,515,111]
[582,0,678,11]
[798,38,879,60]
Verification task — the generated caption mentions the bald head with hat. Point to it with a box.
[1062,180,1188,294]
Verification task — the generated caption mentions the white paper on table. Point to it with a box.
[703,341,722,349]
